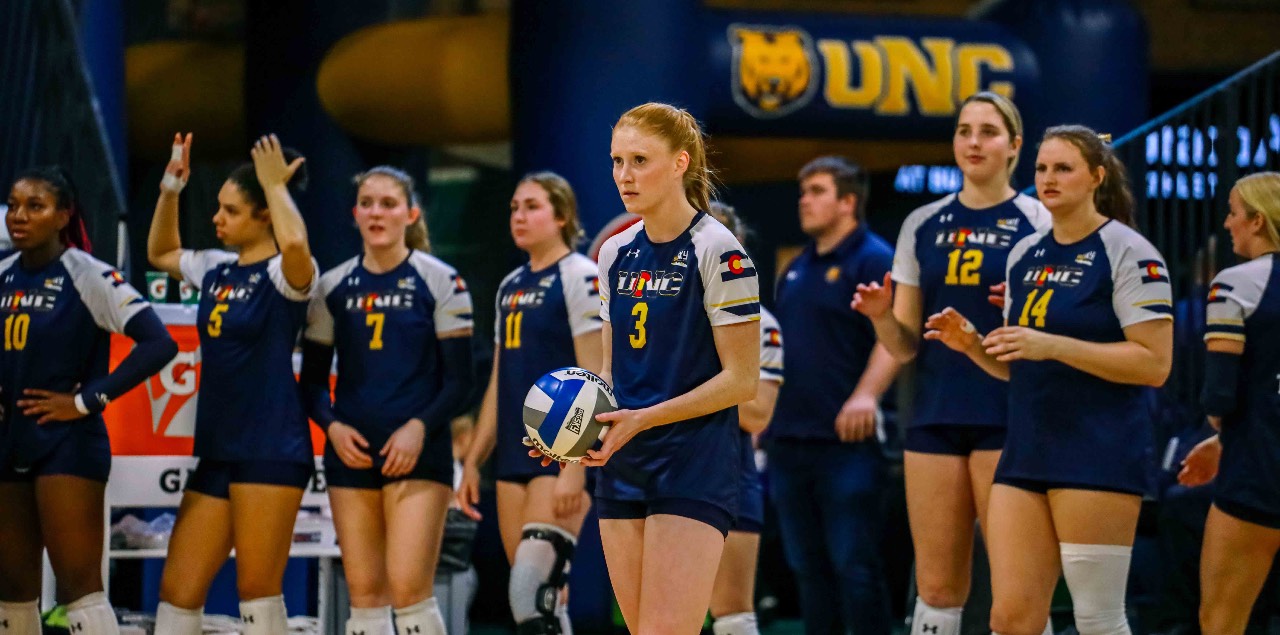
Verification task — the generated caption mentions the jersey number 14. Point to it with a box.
[1017,289,1054,328]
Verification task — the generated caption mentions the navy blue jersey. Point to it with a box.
[998,221,1172,493]
[1204,254,1280,514]
[770,226,894,441]
[306,251,474,437]
[892,194,1050,428]
[596,213,760,510]
[492,253,601,480]
[0,249,150,470]
[180,250,317,464]
[737,307,783,511]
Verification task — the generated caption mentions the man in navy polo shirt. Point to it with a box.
[769,156,900,635]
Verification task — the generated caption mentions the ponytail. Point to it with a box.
[615,103,717,212]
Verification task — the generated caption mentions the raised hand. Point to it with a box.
[160,133,193,194]
[250,134,304,190]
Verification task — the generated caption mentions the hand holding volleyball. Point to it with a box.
[522,367,616,464]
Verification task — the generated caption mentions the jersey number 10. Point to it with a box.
[3,313,30,351]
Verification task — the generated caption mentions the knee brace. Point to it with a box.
[0,599,42,635]
[1059,543,1132,635]
[509,523,576,633]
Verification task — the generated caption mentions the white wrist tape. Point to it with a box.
[160,144,188,193]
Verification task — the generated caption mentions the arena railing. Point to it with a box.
[1112,50,1279,413]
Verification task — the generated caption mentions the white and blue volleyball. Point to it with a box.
[523,367,617,463]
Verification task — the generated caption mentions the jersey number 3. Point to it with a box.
[630,302,648,349]
[3,314,30,351]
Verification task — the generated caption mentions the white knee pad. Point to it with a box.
[66,592,119,635]
[393,598,445,635]
[911,599,962,635]
[240,595,288,635]
[554,601,572,635]
[154,602,203,635]
[346,606,394,635]
[509,523,575,632]
[712,612,759,635]
[1059,543,1132,635]
[0,599,42,635]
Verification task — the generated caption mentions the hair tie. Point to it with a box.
[1098,133,1113,144]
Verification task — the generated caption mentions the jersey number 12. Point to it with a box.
[945,249,983,286]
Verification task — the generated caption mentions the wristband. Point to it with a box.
[73,393,91,415]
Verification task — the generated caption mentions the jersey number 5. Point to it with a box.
[3,314,30,351]
[207,303,229,338]
[1017,289,1054,328]
[630,302,648,349]
[945,249,983,286]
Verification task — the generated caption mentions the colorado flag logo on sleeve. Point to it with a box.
[1138,259,1169,284]
[720,250,758,282]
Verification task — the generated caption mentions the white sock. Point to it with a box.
[1059,543,1132,635]
[712,612,759,635]
[66,592,119,635]
[154,602,202,635]
[240,595,288,635]
[555,600,572,635]
[911,600,962,635]
[346,606,394,635]
[393,598,445,635]
[0,600,41,635]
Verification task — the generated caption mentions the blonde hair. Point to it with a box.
[958,91,1024,176]
[614,102,715,212]
[518,171,585,248]
[353,166,431,253]
[1234,171,1280,249]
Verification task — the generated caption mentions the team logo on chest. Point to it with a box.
[933,227,1012,249]
[671,250,690,268]
[1075,251,1097,266]
[501,288,546,310]
[344,289,415,312]
[0,289,58,312]
[1022,264,1085,288]
[209,268,260,302]
[539,274,557,288]
[825,266,841,283]
[617,270,684,298]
